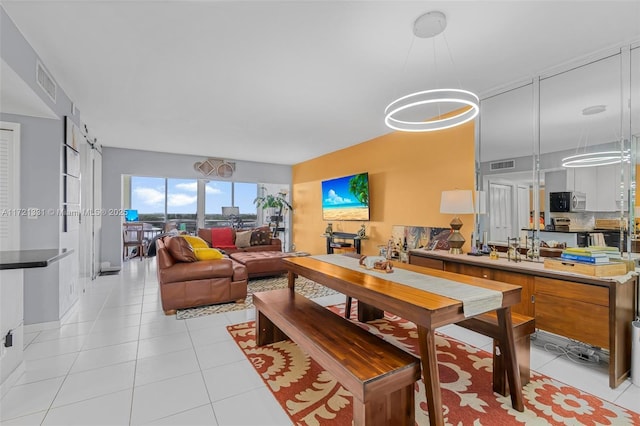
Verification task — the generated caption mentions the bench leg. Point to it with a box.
[493,334,531,396]
[356,300,384,322]
[255,310,288,346]
[352,384,415,426]
[345,296,352,319]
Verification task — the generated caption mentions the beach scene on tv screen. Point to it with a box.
[322,173,369,221]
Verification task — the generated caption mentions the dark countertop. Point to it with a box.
[0,248,73,270]
[523,228,627,234]
[522,228,592,234]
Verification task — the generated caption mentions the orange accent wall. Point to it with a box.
[291,122,475,255]
[636,164,639,206]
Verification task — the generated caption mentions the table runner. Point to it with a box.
[310,254,503,318]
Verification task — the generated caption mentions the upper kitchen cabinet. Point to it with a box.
[566,164,629,212]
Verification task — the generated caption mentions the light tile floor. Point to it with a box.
[2,259,639,425]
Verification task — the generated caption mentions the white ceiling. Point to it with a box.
[2,1,640,165]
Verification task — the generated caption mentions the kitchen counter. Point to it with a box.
[522,229,587,247]
[522,228,590,234]
[0,248,72,270]
[0,248,72,393]
[409,249,631,284]
[408,248,638,389]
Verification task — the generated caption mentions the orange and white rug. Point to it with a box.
[228,305,639,425]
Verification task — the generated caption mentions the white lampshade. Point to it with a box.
[221,206,240,216]
[440,190,475,215]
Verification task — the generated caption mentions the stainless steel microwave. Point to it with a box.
[549,191,586,212]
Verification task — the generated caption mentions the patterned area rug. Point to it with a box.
[176,275,339,319]
[228,304,640,425]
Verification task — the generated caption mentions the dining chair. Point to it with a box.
[123,222,145,260]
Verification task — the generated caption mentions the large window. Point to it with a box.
[129,176,258,231]
[204,181,258,228]
[131,176,165,227]
[232,182,258,228]
[204,181,232,227]
[167,178,198,233]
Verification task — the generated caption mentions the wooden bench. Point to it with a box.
[456,311,535,396]
[254,289,421,426]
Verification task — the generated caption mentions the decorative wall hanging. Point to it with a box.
[65,116,80,150]
[193,158,236,177]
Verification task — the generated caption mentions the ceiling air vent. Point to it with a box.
[489,159,515,171]
[36,61,56,102]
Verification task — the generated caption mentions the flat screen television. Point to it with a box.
[124,209,139,222]
[321,172,370,221]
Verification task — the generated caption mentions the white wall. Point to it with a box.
[1,8,85,326]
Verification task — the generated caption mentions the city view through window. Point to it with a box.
[130,176,259,232]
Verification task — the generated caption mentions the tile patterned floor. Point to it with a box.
[1,259,638,425]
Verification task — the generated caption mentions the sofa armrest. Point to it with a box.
[270,238,282,246]
[231,260,248,281]
[159,258,234,284]
[197,228,213,247]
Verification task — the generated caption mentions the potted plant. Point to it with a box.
[253,187,293,238]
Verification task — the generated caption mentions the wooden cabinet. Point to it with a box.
[410,255,443,271]
[493,270,535,317]
[408,249,637,388]
[439,261,535,316]
[534,277,609,348]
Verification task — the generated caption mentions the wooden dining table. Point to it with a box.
[282,255,524,426]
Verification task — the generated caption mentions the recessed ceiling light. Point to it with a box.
[581,105,607,115]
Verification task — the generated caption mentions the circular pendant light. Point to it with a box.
[385,89,479,132]
[384,12,479,133]
[562,151,627,168]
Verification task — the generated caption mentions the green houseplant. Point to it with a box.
[253,187,293,238]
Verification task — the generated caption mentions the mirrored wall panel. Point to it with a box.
[479,84,534,244]
[478,45,637,256]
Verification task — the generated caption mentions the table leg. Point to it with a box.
[495,307,524,411]
[417,325,444,426]
[287,271,297,291]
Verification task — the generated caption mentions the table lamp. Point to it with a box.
[440,190,475,254]
[221,206,240,217]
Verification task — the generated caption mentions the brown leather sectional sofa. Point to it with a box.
[156,236,248,314]
[197,227,282,254]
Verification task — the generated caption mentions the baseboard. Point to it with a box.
[24,320,60,333]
